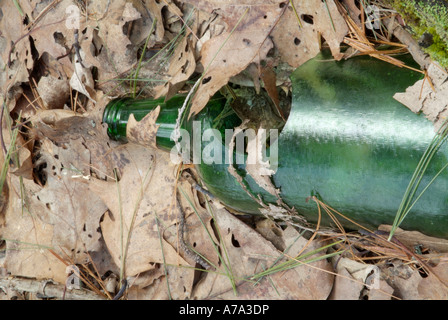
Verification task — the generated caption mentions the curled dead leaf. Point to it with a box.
[70,61,96,102]
[126,105,160,149]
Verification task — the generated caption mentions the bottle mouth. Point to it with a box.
[102,98,130,140]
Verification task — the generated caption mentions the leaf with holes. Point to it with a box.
[1,136,108,283]
[153,36,197,100]
[271,0,348,68]
[19,0,75,70]
[182,0,285,118]
[183,0,348,118]
[1,174,67,283]
[0,0,34,88]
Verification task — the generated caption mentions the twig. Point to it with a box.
[26,0,62,31]
[0,101,8,157]
[0,277,106,300]
[176,191,212,270]
[73,29,86,69]
[382,17,432,69]
[181,170,215,199]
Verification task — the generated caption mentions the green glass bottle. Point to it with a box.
[102,51,448,238]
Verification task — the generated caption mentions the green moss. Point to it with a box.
[389,0,448,68]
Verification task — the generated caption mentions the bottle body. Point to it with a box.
[102,52,448,238]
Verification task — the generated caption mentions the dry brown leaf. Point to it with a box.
[0,125,68,282]
[23,0,74,70]
[0,109,120,284]
[417,263,448,299]
[0,125,104,283]
[260,65,281,118]
[255,219,285,250]
[180,0,347,118]
[125,179,220,299]
[245,129,280,197]
[0,1,34,88]
[328,267,364,300]
[383,260,448,300]
[90,145,192,277]
[0,1,34,69]
[126,106,160,149]
[31,97,116,180]
[271,0,348,68]
[192,208,334,299]
[378,225,448,254]
[70,61,96,102]
[31,108,76,126]
[92,1,142,75]
[34,138,107,257]
[37,75,71,109]
[1,176,67,283]
[75,0,183,95]
[394,62,448,130]
[9,134,34,181]
[367,280,395,300]
[183,1,284,117]
[143,0,183,46]
[153,36,197,100]
[329,252,396,300]
[127,265,194,299]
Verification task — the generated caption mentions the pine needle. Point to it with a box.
[336,1,424,73]
[322,0,336,32]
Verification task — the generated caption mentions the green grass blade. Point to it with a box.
[13,0,24,16]
[390,121,448,240]
[132,18,157,98]
[0,107,21,196]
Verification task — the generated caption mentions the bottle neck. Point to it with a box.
[102,94,231,151]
